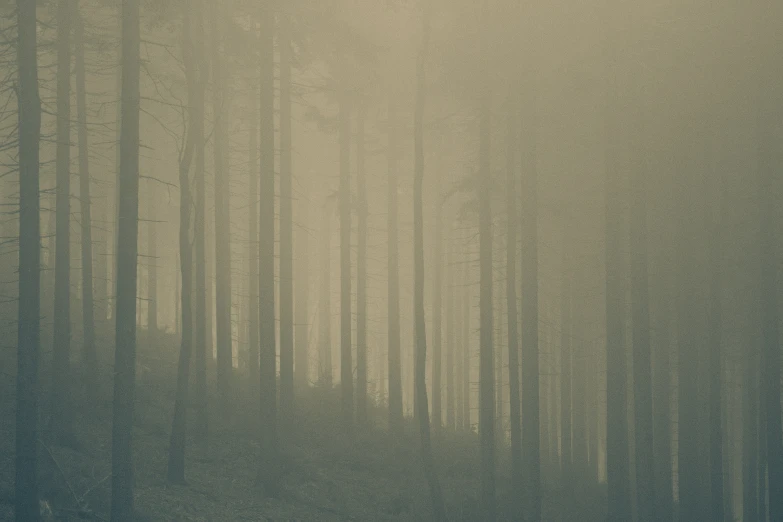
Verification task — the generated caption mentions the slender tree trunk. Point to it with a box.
[74,3,97,392]
[111,0,141,516]
[462,244,471,432]
[278,7,294,428]
[605,18,631,518]
[318,199,333,387]
[743,346,759,522]
[247,83,259,394]
[708,177,725,522]
[520,81,541,522]
[167,4,196,483]
[356,104,368,424]
[654,227,673,522]
[52,0,73,442]
[339,94,353,433]
[193,2,208,438]
[560,239,572,486]
[294,181,309,390]
[413,2,444,516]
[478,89,495,522]
[445,228,455,431]
[630,104,655,522]
[211,1,233,416]
[505,97,521,495]
[146,190,157,338]
[258,4,278,492]
[454,245,464,431]
[15,0,42,517]
[431,170,443,434]
[387,98,403,434]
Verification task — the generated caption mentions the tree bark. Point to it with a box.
[15,0,42,517]
[211,0,233,416]
[51,0,73,442]
[74,2,97,392]
[413,2,445,517]
[167,4,197,484]
[387,98,403,434]
[339,94,353,433]
[111,0,141,516]
[278,7,294,429]
[356,104,368,424]
[258,3,278,492]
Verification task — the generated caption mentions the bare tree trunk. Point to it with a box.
[505,95,521,495]
[560,238,572,486]
[413,2,444,517]
[146,190,157,339]
[339,95,353,433]
[318,199,333,387]
[520,80,541,522]
[294,181,309,390]
[258,3,279,492]
[247,83,259,394]
[445,227,455,431]
[51,0,73,442]
[462,243,471,432]
[431,179,443,434]
[15,0,42,517]
[278,7,294,428]
[478,86,495,522]
[166,3,196,483]
[356,104,368,424]
[387,98,403,434]
[111,0,141,516]
[74,2,96,392]
[193,2,208,438]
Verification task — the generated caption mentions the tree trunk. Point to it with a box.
[478,91,495,522]
[604,23,631,518]
[167,3,197,483]
[294,181,309,390]
[193,1,208,438]
[318,198,333,387]
[278,7,294,428]
[445,228,455,431]
[247,82,259,395]
[356,104,368,424]
[505,96,521,495]
[211,1,233,416]
[560,238,572,486]
[146,190,157,339]
[339,94,353,433]
[387,98,403,434]
[462,243,471,432]
[432,171,443,434]
[630,105,655,522]
[15,0,42,517]
[413,2,445,517]
[74,3,97,392]
[520,81,541,522]
[111,0,141,516]
[258,4,278,492]
[51,0,73,442]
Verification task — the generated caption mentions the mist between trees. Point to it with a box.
[2,0,782,521]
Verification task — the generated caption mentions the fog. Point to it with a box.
[2,0,782,520]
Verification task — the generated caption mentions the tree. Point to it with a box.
[413,1,444,517]
[431,166,443,433]
[338,93,353,433]
[505,94,521,495]
[519,73,541,522]
[387,97,403,435]
[211,0,233,416]
[356,104,368,424]
[15,0,42,518]
[111,0,141,516]
[560,236,572,486]
[247,80,260,394]
[318,196,333,387]
[279,6,294,429]
[258,0,278,493]
[167,1,197,484]
[74,1,97,392]
[51,0,73,443]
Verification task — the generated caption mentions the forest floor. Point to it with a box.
[0,326,607,521]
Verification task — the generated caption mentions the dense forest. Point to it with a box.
[1,0,782,520]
